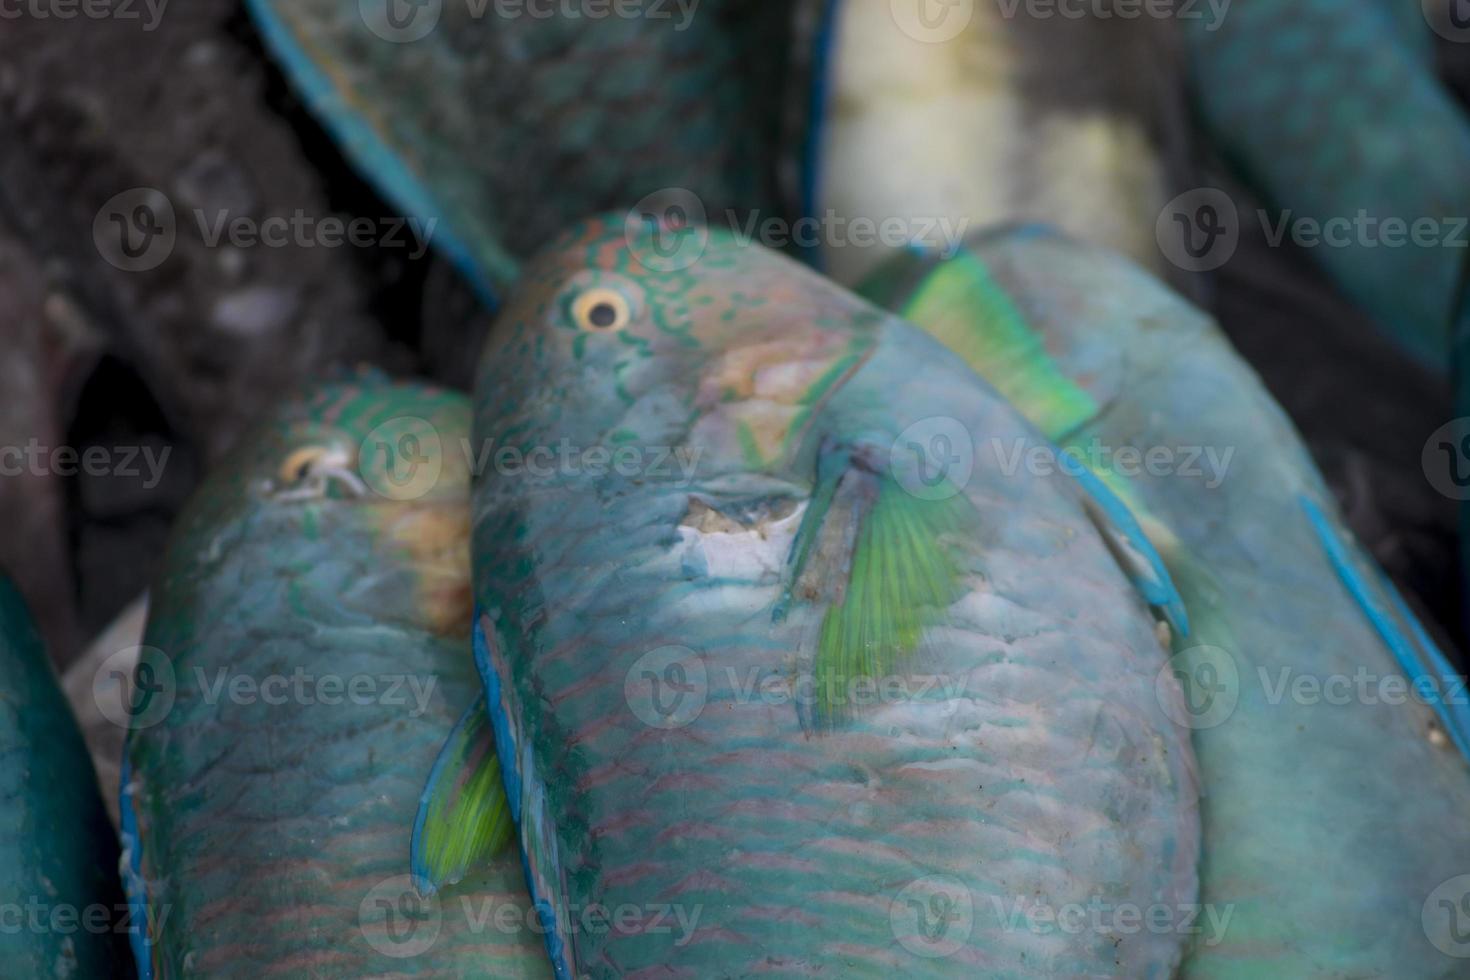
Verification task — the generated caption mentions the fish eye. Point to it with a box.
[571,288,632,333]
[279,446,331,484]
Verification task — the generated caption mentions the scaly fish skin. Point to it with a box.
[0,575,132,979]
[864,227,1470,977]
[469,216,1199,978]
[121,380,550,979]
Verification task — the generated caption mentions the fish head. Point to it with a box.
[476,213,882,484]
[168,378,474,635]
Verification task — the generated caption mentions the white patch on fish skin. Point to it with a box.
[674,500,806,583]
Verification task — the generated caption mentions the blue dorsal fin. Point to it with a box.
[473,611,574,979]
[117,756,154,980]
[800,0,844,270]
[1065,456,1190,638]
[1302,495,1470,761]
[410,692,513,896]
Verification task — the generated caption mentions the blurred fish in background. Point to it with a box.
[804,0,1195,286]
[1182,0,1470,638]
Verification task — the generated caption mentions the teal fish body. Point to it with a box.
[805,0,1186,286]
[246,0,797,304]
[465,216,1200,977]
[1184,0,1470,368]
[863,228,1470,976]
[121,381,550,978]
[0,575,132,979]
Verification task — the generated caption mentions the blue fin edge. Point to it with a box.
[1064,456,1190,636]
[242,0,504,309]
[1302,495,1470,762]
[473,610,573,980]
[799,0,842,271]
[118,755,153,980]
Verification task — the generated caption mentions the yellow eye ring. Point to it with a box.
[279,446,331,484]
[571,288,632,332]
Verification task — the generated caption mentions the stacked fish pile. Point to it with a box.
[4,2,1470,977]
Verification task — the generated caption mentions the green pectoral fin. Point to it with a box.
[411,693,513,895]
[861,247,1098,439]
[777,441,977,729]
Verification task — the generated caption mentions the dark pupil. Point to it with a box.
[588,302,618,328]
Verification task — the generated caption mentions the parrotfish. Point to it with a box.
[861,226,1470,976]
[245,0,798,305]
[120,380,551,978]
[1183,0,1470,369]
[803,0,1189,286]
[0,574,133,979]
[415,215,1200,977]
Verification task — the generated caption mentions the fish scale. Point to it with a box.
[463,217,1199,977]
[121,382,551,978]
